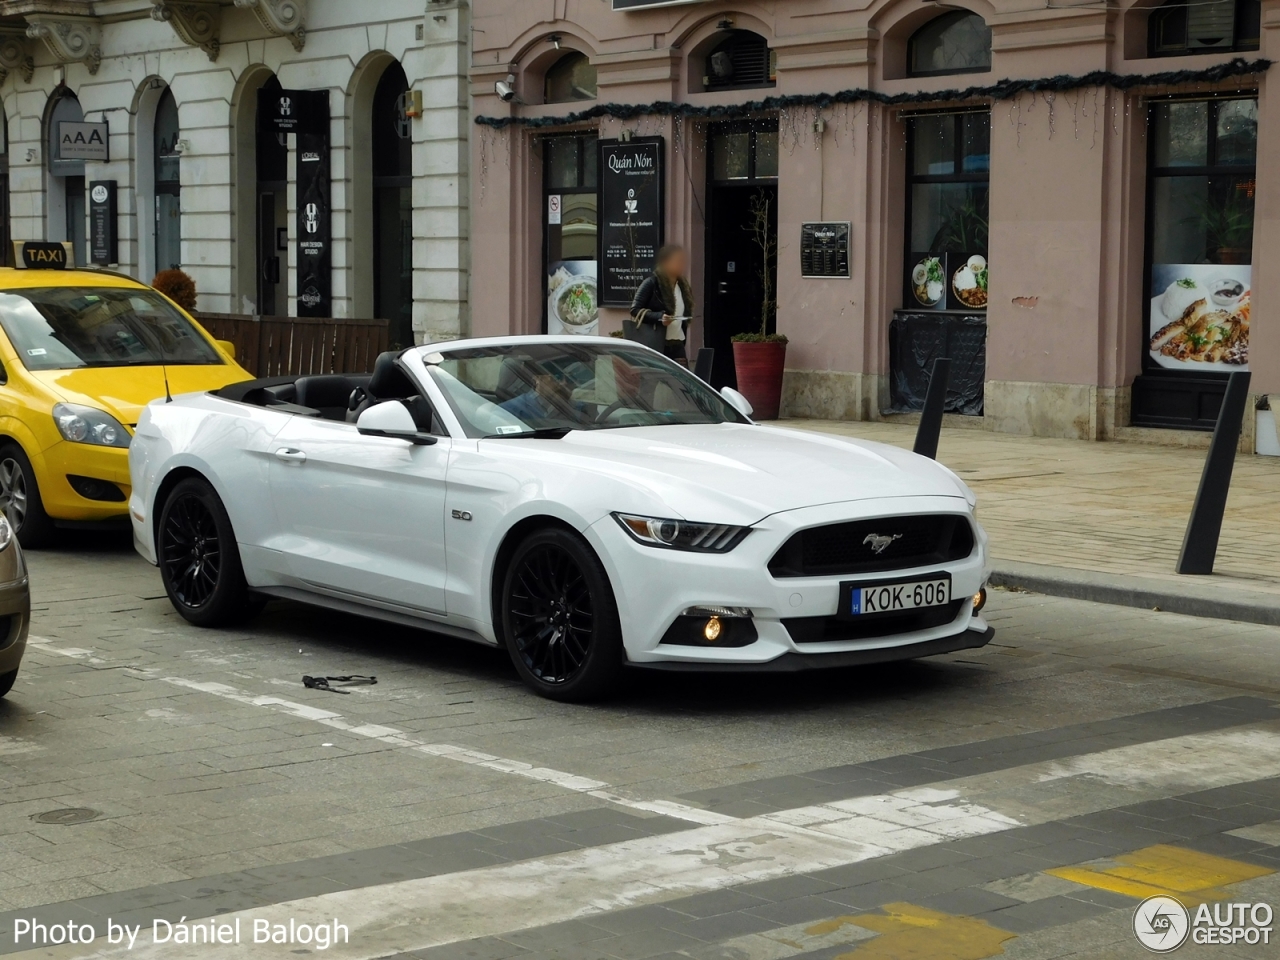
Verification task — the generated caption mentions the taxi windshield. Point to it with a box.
[0,287,223,371]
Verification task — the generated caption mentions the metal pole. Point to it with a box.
[913,357,951,460]
[1176,370,1251,575]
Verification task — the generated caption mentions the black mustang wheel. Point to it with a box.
[501,527,622,701]
[162,492,222,608]
[158,478,262,627]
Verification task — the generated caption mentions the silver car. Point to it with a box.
[0,516,30,698]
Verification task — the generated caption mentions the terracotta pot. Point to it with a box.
[731,340,787,420]
[1215,247,1251,265]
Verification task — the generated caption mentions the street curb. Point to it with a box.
[989,560,1280,627]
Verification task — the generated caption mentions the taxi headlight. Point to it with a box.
[53,403,131,448]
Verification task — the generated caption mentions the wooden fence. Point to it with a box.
[195,313,390,378]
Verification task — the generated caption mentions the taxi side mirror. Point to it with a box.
[215,339,236,358]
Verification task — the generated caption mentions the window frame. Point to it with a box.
[1147,0,1261,59]
[1140,93,1258,375]
[541,132,600,334]
[707,119,780,186]
[903,109,992,251]
[544,52,598,104]
[907,11,993,79]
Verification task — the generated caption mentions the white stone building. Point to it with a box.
[0,0,470,346]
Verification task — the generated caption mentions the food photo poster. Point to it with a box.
[547,260,599,336]
[1149,264,1250,371]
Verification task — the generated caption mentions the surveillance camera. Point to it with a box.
[495,81,516,102]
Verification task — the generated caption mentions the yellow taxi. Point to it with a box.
[0,242,251,546]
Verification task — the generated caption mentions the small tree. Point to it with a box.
[153,269,197,312]
[732,189,786,343]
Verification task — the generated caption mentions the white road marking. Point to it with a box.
[160,676,731,824]
[20,721,1280,960]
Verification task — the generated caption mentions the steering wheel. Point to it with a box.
[594,399,628,423]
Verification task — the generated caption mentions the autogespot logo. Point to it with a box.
[1134,896,1190,953]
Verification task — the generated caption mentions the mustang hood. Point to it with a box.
[494,423,973,522]
[29,365,249,425]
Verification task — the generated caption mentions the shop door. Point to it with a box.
[704,122,779,389]
[258,191,286,316]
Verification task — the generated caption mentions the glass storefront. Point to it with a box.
[1134,96,1256,429]
[154,88,182,274]
[544,134,598,336]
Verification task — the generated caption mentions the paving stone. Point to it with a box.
[980,895,1114,934]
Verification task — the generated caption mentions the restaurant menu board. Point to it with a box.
[1148,263,1251,372]
[547,260,599,336]
[801,223,851,279]
[598,138,664,307]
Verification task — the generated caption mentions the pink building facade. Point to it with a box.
[470,0,1278,445]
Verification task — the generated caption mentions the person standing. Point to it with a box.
[629,245,694,364]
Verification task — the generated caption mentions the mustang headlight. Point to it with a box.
[53,403,132,448]
[613,513,750,553]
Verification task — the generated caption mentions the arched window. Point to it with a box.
[154,89,181,272]
[372,62,414,348]
[1148,0,1259,57]
[702,30,776,92]
[544,53,597,104]
[908,12,992,77]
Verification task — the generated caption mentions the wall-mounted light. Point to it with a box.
[174,139,191,154]
[620,129,633,143]
[717,18,734,30]
[25,148,37,163]
[549,34,562,50]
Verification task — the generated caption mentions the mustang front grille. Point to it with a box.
[768,515,974,578]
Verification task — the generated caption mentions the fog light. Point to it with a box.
[973,588,987,613]
[703,616,722,642]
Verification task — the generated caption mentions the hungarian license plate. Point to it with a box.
[844,575,951,616]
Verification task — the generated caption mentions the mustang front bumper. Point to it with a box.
[584,495,991,668]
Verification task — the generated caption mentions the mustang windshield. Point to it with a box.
[427,342,749,438]
[0,287,223,371]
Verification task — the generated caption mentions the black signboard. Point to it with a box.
[800,222,850,278]
[16,241,73,270]
[89,181,118,266]
[260,88,328,135]
[598,138,664,308]
[296,94,331,317]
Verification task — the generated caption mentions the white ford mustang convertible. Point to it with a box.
[129,336,991,700]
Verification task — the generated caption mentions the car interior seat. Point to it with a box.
[294,375,371,421]
[346,351,419,422]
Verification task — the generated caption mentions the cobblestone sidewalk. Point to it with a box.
[783,419,1280,615]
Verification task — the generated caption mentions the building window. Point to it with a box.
[544,134,598,335]
[904,111,990,311]
[1144,97,1255,370]
[709,123,779,183]
[47,91,87,267]
[544,53,597,104]
[702,31,776,92]
[154,88,181,273]
[908,12,992,77]
[1148,0,1259,57]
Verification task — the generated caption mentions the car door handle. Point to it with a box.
[274,447,307,463]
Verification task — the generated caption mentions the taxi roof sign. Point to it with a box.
[14,241,75,270]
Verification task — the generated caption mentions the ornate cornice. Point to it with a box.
[151,1,220,61]
[25,13,101,74]
[0,27,33,85]
[233,0,305,52]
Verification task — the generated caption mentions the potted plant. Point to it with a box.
[1191,191,1254,264]
[730,191,787,419]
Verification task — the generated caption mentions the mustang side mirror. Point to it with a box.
[720,386,754,419]
[356,400,438,445]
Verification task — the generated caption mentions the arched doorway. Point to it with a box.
[46,90,87,265]
[371,63,412,346]
[154,88,181,273]
[256,75,288,315]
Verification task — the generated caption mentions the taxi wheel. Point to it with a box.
[158,478,262,628]
[0,668,15,698]
[0,444,56,549]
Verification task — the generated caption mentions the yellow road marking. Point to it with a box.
[1048,844,1274,904]
[830,902,1015,960]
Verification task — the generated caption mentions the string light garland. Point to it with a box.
[476,56,1270,130]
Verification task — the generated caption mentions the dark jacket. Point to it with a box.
[629,270,695,337]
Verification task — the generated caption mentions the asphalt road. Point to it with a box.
[1,531,1279,959]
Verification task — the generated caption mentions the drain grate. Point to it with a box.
[33,807,100,825]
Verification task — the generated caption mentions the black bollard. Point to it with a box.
[913,357,951,460]
[694,347,714,383]
[1176,370,1252,575]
